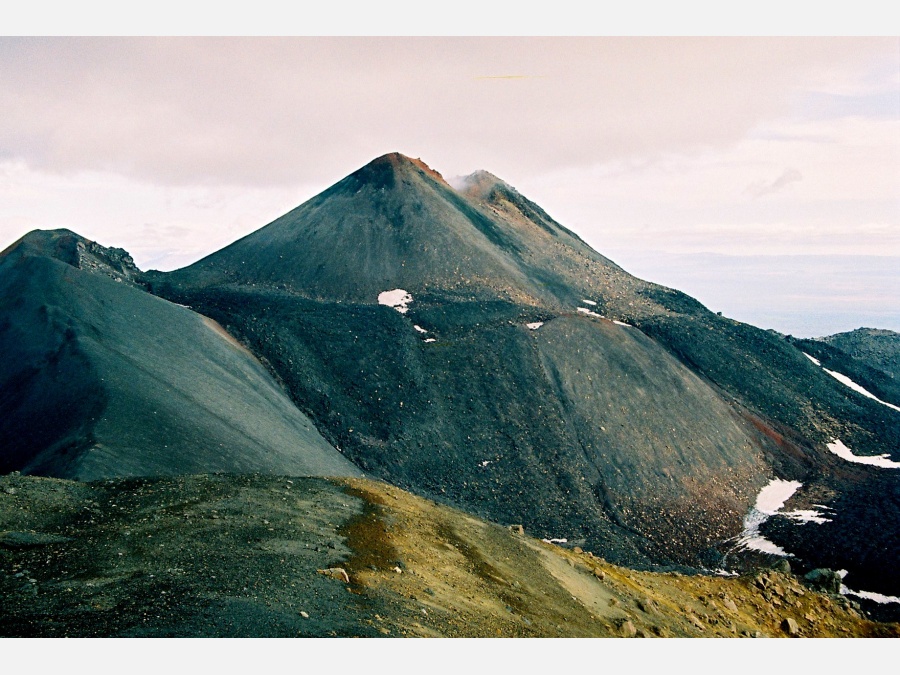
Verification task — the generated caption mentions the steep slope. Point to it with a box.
[0,230,361,480]
[3,473,896,637]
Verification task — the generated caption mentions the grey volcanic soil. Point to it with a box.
[0,230,359,479]
[152,285,770,571]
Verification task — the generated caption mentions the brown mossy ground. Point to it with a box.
[1,472,896,638]
[337,478,898,638]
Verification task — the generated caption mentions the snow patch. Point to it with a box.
[542,538,568,544]
[479,460,490,467]
[577,307,603,318]
[737,479,804,556]
[378,289,413,314]
[827,438,900,469]
[782,509,831,524]
[755,479,803,515]
[803,352,821,366]
[413,325,428,334]
[423,338,436,343]
[526,322,543,330]
[613,320,632,327]
[841,587,900,605]
[582,299,597,306]
[822,369,900,413]
[836,572,900,604]
[713,569,739,577]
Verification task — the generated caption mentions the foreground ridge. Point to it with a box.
[1,473,894,638]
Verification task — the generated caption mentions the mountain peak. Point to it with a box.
[2,228,141,285]
[351,152,448,188]
[454,170,510,200]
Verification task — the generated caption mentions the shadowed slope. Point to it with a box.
[0,230,361,480]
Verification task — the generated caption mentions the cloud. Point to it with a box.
[0,37,894,188]
[745,168,803,198]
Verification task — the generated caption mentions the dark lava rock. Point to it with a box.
[803,569,843,595]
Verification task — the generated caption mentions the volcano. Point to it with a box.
[146,153,900,583]
[4,153,899,598]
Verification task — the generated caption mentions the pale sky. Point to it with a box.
[1,37,898,334]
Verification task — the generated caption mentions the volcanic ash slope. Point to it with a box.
[0,229,360,480]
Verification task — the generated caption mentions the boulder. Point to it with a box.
[770,559,792,575]
[318,567,351,583]
[637,598,658,615]
[782,617,800,635]
[620,620,637,637]
[803,569,842,594]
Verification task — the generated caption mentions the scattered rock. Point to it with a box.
[392,566,403,574]
[637,598,658,615]
[721,597,738,613]
[318,567,350,583]
[620,620,637,637]
[782,617,800,635]
[508,524,524,535]
[592,567,605,581]
[573,546,583,554]
[3,487,17,495]
[803,569,842,594]
[300,611,309,618]
[688,614,705,630]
